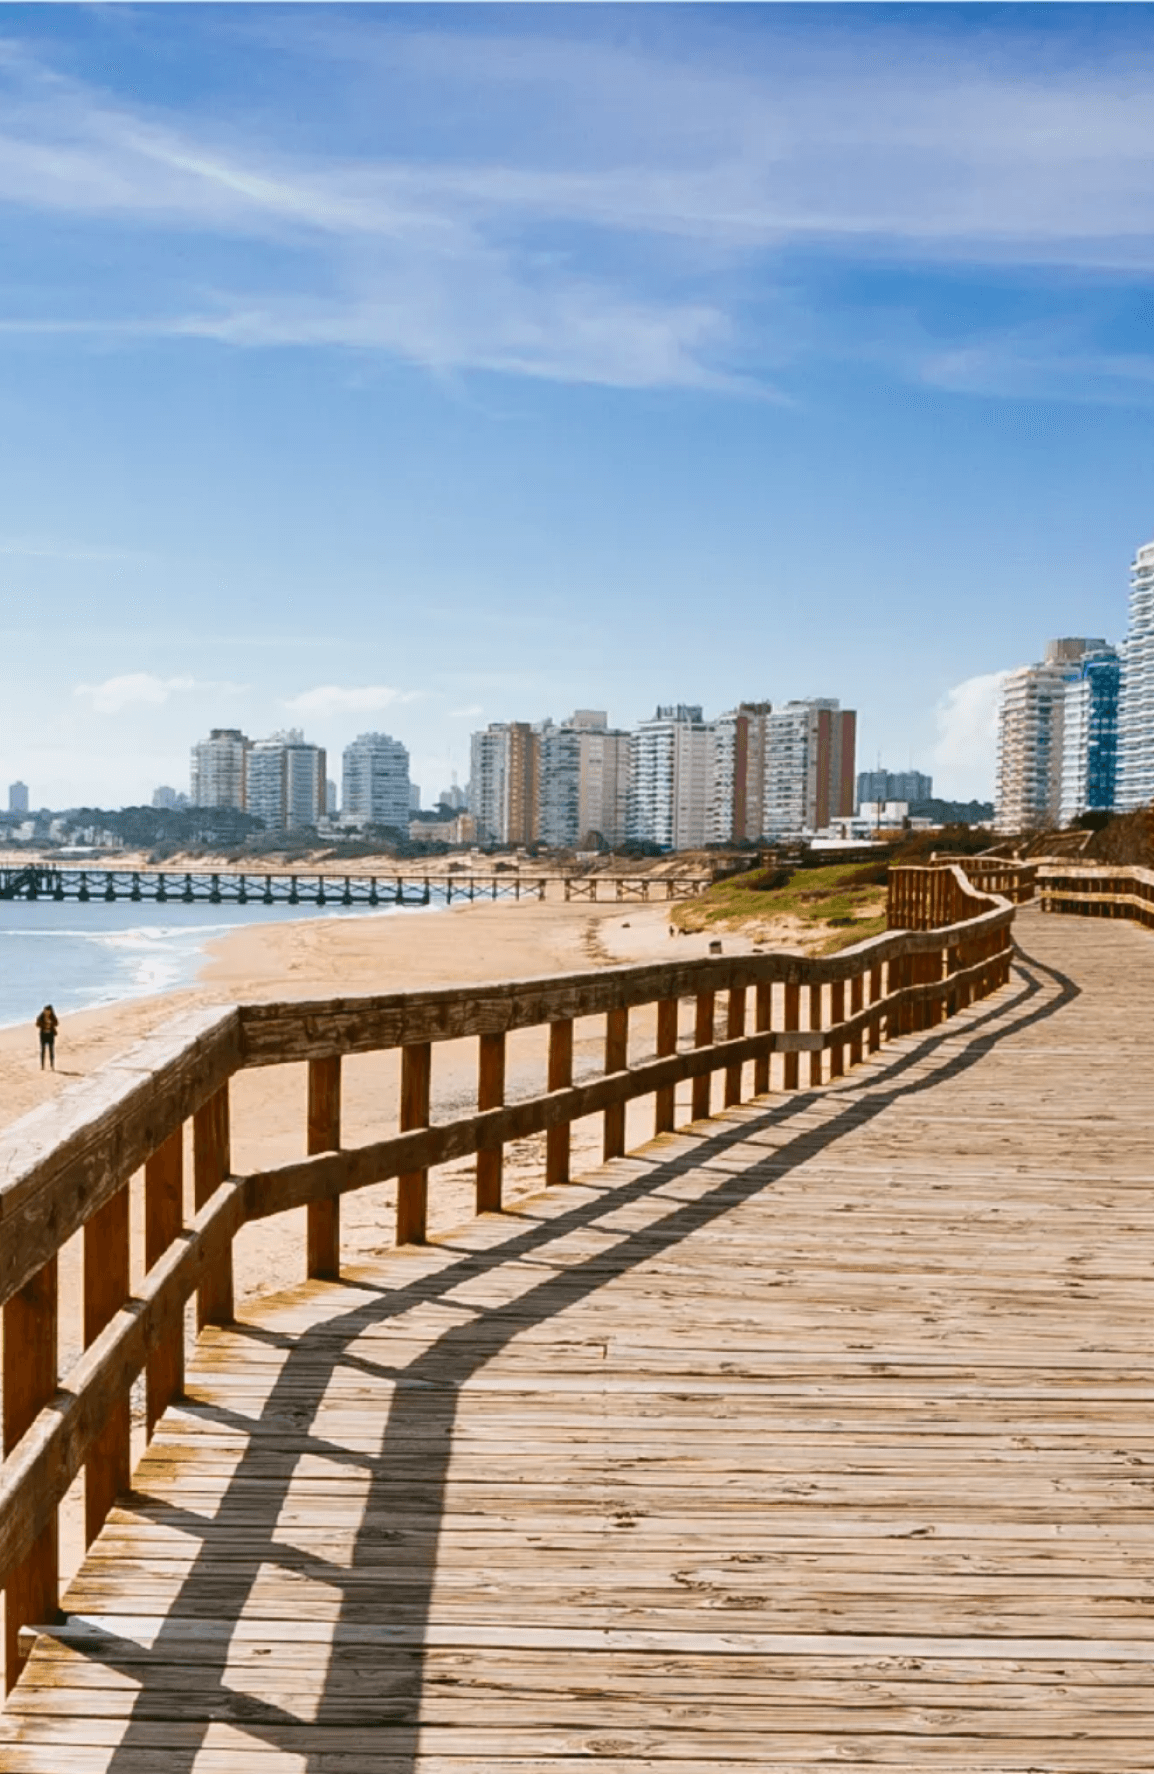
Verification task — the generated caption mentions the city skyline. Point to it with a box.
[3,8,1154,808]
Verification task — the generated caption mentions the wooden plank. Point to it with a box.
[396,1042,431,1244]
[144,1129,183,1438]
[306,1055,341,1280]
[545,1020,574,1185]
[476,1033,506,1213]
[691,991,714,1120]
[3,1257,58,1691]
[193,1085,232,1328]
[753,983,771,1097]
[82,1187,130,1547]
[654,999,678,1134]
[724,986,746,1107]
[602,1010,628,1163]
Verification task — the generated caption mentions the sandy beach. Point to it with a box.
[1,893,768,1343]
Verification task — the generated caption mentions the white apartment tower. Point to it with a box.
[629,705,715,851]
[468,723,538,845]
[994,640,1105,833]
[762,700,856,836]
[1117,537,1154,810]
[190,728,250,810]
[245,730,326,830]
[342,732,411,829]
[710,702,772,843]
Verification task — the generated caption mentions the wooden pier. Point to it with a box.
[0,867,709,908]
[8,864,1154,1765]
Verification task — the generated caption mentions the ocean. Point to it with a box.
[0,898,423,1032]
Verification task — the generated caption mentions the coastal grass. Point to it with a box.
[672,861,888,954]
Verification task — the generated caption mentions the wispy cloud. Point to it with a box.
[4,20,1154,393]
[448,703,484,719]
[74,672,243,713]
[0,535,151,563]
[284,684,422,717]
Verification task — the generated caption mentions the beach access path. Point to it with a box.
[5,903,1154,1768]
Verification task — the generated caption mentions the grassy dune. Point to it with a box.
[672,861,888,954]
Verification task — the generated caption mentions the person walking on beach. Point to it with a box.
[36,1004,59,1070]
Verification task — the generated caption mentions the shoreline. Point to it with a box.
[0,895,762,1135]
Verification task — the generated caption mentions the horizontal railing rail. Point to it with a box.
[1036,863,1154,927]
[0,865,1014,1690]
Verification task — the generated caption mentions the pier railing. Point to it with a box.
[0,865,1013,1688]
[1036,863,1154,927]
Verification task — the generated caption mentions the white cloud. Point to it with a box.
[75,672,197,714]
[73,672,245,714]
[931,671,1008,799]
[284,684,421,717]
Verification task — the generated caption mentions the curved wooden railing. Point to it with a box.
[0,866,1014,1690]
[929,854,1038,903]
[1036,863,1154,927]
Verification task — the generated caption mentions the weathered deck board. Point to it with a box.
[6,907,1154,1768]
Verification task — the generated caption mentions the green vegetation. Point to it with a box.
[673,860,888,952]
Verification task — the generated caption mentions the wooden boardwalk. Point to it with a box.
[6,906,1154,1769]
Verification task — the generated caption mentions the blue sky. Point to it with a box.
[2,3,1154,808]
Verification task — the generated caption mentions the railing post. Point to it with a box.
[546,1019,574,1182]
[3,1257,58,1690]
[783,982,800,1090]
[477,1032,506,1211]
[868,961,882,1052]
[724,986,746,1106]
[691,991,714,1119]
[194,1084,233,1327]
[829,979,845,1079]
[307,1056,341,1279]
[603,1009,628,1161]
[655,999,678,1133]
[753,982,772,1096]
[397,1042,432,1241]
[145,1128,184,1438]
[84,1183,131,1546]
[808,983,823,1087]
[849,971,864,1066]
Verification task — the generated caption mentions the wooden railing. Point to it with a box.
[0,866,1014,1690]
[929,855,1038,903]
[1036,863,1154,927]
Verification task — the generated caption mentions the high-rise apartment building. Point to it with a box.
[468,722,539,845]
[1117,537,1154,811]
[8,781,28,815]
[762,700,856,835]
[573,714,631,848]
[190,728,250,810]
[341,732,411,829]
[710,702,772,843]
[856,768,932,809]
[629,705,715,850]
[995,640,1105,833]
[537,724,582,849]
[245,730,326,830]
[1058,648,1121,825]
